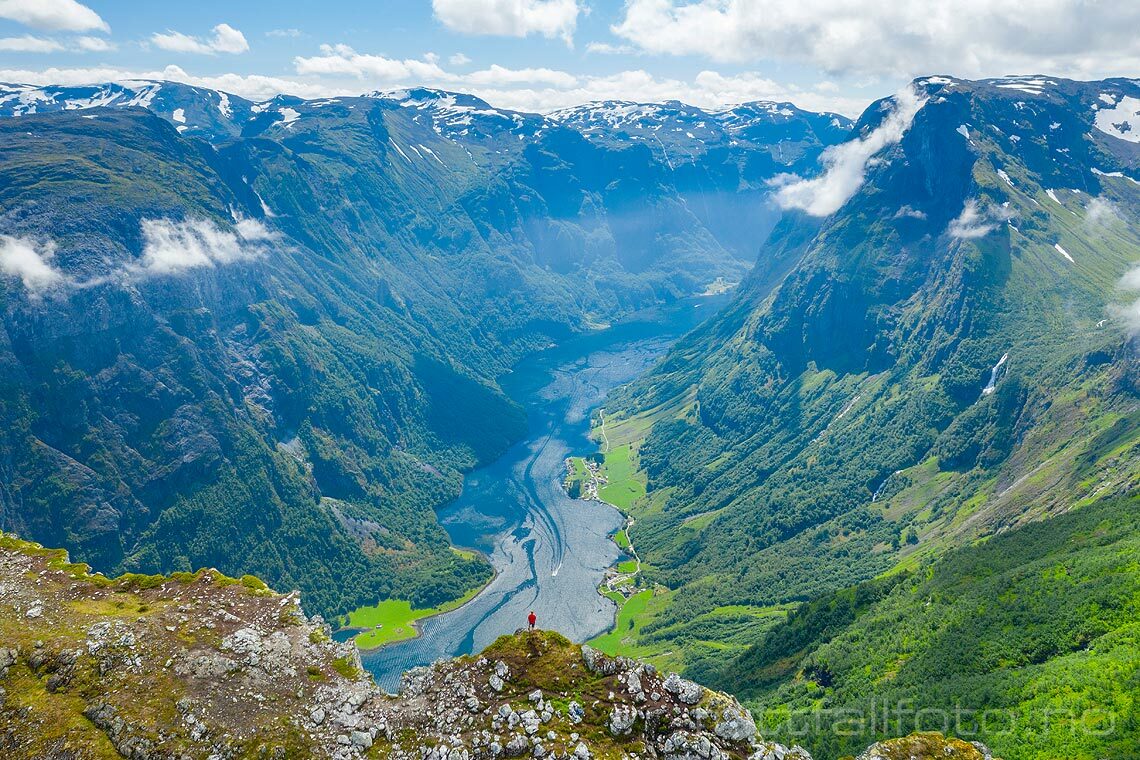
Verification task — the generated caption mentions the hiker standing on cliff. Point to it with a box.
[528,610,537,630]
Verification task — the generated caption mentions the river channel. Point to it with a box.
[360,296,724,691]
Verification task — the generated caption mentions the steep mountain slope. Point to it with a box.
[710,494,1140,760]
[0,532,998,760]
[0,81,851,618]
[596,76,1140,663]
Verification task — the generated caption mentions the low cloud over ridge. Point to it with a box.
[0,234,64,293]
[139,217,275,274]
[771,87,925,216]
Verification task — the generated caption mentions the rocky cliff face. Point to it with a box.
[0,534,994,760]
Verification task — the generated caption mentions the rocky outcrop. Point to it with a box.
[856,733,996,760]
[0,536,1001,760]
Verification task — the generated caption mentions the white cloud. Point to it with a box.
[294,45,447,80]
[1116,265,1140,337]
[894,205,927,220]
[586,41,637,55]
[771,88,925,216]
[1085,197,1124,230]
[947,200,998,239]
[152,23,249,56]
[0,0,107,33]
[0,35,63,53]
[432,0,582,44]
[0,235,64,292]
[138,217,274,275]
[75,35,114,52]
[610,0,1140,80]
[267,28,302,39]
[449,52,471,66]
[464,64,577,88]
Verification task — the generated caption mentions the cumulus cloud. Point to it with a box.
[610,0,1140,80]
[0,35,63,53]
[432,0,582,44]
[294,45,447,80]
[152,23,249,56]
[464,64,577,88]
[266,28,302,39]
[75,35,115,52]
[0,0,107,33]
[947,200,1001,239]
[449,53,471,66]
[138,217,275,275]
[0,235,64,292]
[771,88,925,216]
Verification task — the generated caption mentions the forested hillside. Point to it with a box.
[0,81,850,618]
[709,494,1140,760]
[594,76,1140,693]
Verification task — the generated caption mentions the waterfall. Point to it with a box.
[981,353,1009,396]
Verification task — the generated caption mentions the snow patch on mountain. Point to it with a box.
[1093,95,1140,143]
[1054,243,1074,263]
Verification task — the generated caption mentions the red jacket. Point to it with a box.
[528,613,537,626]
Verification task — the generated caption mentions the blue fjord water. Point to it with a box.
[359,297,724,691]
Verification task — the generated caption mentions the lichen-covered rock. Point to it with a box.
[713,703,757,742]
[608,704,638,735]
[748,741,812,760]
[664,672,704,705]
[856,733,999,760]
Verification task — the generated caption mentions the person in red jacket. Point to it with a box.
[527,610,537,630]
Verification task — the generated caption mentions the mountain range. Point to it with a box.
[0,73,1138,760]
[0,79,850,618]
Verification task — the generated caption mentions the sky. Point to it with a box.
[1,0,1139,117]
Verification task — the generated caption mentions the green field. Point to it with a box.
[616,558,639,574]
[589,590,655,656]
[613,529,631,550]
[597,443,647,510]
[341,575,486,649]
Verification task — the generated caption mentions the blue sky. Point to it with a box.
[1,1,1138,116]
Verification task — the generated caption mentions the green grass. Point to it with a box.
[597,444,647,510]
[616,559,639,574]
[341,577,487,649]
[613,529,631,550]
[589,590,654,655]
[342,600,432,648]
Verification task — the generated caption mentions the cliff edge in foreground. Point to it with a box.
[0,535,995,760]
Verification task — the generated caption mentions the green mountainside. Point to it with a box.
[573,77,1140,757]
[711,494,1140,759]
[0,82,850,619]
